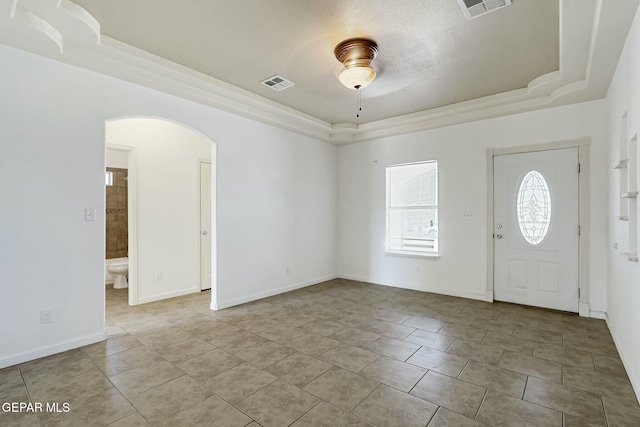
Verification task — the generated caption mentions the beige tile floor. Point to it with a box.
[2,279,640,426]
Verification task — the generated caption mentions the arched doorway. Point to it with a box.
[104,117,218,310]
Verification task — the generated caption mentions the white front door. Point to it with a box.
[200,162,212,291]
[494,148,579,312]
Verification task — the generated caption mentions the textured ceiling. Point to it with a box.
[72,0,559,125]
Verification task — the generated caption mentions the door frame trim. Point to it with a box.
[486,137,590,316]
[106,143,139,306]
[198,159,213,292]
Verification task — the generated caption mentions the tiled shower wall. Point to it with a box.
[106,167,128,259]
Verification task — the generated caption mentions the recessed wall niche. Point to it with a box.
[616,113,629,220]
[106,167,128,259]
[626,133,638,260]
[615,110,638,262]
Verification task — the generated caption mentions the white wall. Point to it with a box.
[0,45,337,368]
[338,100,608,309]
[214,118,338,308]
[107,120,212,303]
[606,5,640,401]
[106,148,129,169]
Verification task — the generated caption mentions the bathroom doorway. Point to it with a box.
[104,118,217,308]
[105,144,138,305]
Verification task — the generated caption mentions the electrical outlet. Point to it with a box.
[40,310,53,324]
[415,265,420,273]
[463,211,475,220]
[154,271,162,281]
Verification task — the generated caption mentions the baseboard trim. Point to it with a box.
[605,315,640,404]
[589,309,607,320]
[214,274,338,310]
[338,273,488,302]
[0,332,106,370]
[137,287,200,305]
[579,302,590,317]
[485,290,494,303]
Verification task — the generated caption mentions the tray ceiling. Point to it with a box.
[72,0,559,125]
[1,0,638,143]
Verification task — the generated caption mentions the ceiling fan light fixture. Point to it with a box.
[334,38,378,90]
[338,66,376,90]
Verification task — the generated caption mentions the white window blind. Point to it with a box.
[386,161,438,255]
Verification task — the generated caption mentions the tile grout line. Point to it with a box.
[443,337,457,353]
[473,388,490,421]
[497,347,507,367]
[104,310,232,426]
[424,404,440,426]
[403,344,422,362]
[278,399,322,427]
[349,382,384,417]
[408,366,429,394]
[81,343,152,426]
[407,368,429,395]
[600,395,611,427]
[457,359,472,380]
[521,375,530,400]
[16,282,631,426]
[17,366,43,427]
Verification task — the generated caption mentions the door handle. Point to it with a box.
[202,230,208,235]
[495,234,503,239]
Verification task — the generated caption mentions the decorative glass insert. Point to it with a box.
[517,170,551,245]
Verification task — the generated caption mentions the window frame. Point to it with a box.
[105,171,114,186]
[385,160,440,258]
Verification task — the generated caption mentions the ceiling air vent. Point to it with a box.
[260,75,295,91]
[457,0,511,20]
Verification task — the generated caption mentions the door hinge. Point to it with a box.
[578,225,581,236]
[578,163,581,173]
[579,288,581,298]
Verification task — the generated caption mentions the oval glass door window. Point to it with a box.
[517,170,551,245]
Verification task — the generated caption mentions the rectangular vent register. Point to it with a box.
[261,75,295,91]
[457,0,511,20]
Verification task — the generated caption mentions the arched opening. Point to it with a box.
[104,117,218,311]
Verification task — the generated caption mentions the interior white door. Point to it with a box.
[494,148,579,312]
[200,162,212,291]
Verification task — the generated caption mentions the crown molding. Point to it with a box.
[0,0,636,145]
[79,37,335,142]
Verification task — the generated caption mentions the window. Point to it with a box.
[517,170,551,245]
[386,161,438,256]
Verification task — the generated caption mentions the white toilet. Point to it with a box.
[106,257,129,289]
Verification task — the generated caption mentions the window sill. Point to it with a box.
[385,250,440,259]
